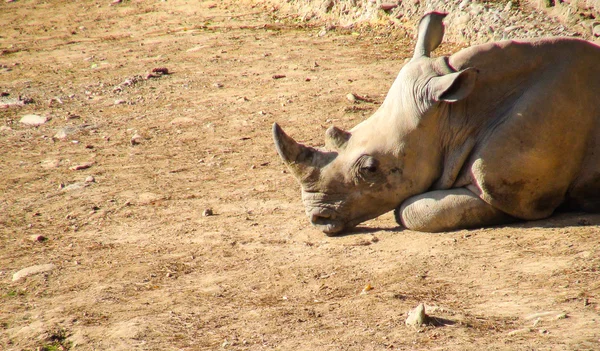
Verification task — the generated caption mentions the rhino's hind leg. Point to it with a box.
[395,188,513,232]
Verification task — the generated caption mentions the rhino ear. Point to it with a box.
[413,12,447,59]
[325,125,351,151]
[430,68,478,103]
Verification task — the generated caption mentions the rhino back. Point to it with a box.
[447,38,600,219]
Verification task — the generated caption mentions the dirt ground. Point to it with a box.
[1,1,599,350]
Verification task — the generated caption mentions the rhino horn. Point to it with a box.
[325,125,351,151]
[413,12,447,59]
[273,123,321,179]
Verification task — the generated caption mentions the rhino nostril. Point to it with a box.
[311,213,329,223]
[309,209,338,224]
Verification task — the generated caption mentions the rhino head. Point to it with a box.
[273,12,478,235]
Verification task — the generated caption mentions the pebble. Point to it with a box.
[170,117,195,125]
[380,3,398,11]
[12,264,55,281]
[41,159,60,169]
[62,182,87,191]
[54,126,80,140]
[114,99,126,105]
[130,133,143,145]
[346,93,356,103]
[19,114,48,126]
[593,23,600,37]
[203,208,214,216]
[151,67,169,75]
[70,162,94,171]
[85,176,95,183]
[507,327,532,336]
[28,235,47,242]
[405,303,428,327]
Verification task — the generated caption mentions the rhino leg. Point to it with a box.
[395,188,513,232]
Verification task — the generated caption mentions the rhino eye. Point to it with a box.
[363,164,377,173]
[359,156,378,174]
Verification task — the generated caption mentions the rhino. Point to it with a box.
[273,12,600,234]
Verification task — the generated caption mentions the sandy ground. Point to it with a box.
[1,1,599,350]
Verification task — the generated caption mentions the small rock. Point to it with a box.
[41,159,60,169]
[62,182,87,191]
[19,114,48,126]
[203,208,214,216]
[12,264,55,281]
[170,117,195,125]
[272,74,286,79]
[380,3,398,11]
[507,327,532,336]
[346,93,357,103]
[405,303,428,327]
[130,134,143,145]
[85,176,95,183]
[28,235,47,242]
[593,23,600,37]
[70,162,94,171]
[213,82,224,88]
[360,283,374,295]
[114,99,126,105]
[152,67,169,75]
[0,95,33,108]
[54,126,80,140]
[555,313,567,320]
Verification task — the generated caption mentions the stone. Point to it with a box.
[70,162,94,171]
[85,176,96,183]
[28,235,47,242]
[19,114,48,126]
[507,327,532,336]
[54,126,80,139]
[62,182,87,191]
[12,264,55,281]
[593,23,600,37]
[170,117,195,125]
[130,134,143,145]
[405,303,428,327]
[41,158,60,169]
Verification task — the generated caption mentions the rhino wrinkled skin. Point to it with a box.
[273,12,600,234]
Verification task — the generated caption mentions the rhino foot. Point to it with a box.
[395,188,513,233]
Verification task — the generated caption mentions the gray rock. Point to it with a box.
[54,126,80,139]
[405,303,428,327]
[20,114,48,126]
[62,182,87,191]
[12,264,55,281]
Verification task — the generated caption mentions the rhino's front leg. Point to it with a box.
[395,187,513,232]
